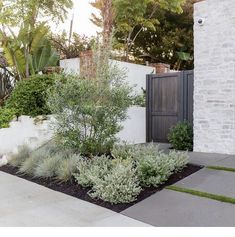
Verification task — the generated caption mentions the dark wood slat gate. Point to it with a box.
[146,70,194,143]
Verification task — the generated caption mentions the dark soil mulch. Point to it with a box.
[0,164,202,213]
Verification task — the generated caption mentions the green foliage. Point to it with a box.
[6,74,56,117]
[0,0,73,27]
[89,162,142,204]
[29,38,59,75]
[8,145,31,167]
[112,143,188,188]
[0,23,59,79]
[15,141,80,182]
[9,141,189,204]
[47,67,133,155]
[75,156,141,204]
[167,185,235,205]
[75,143,188,203]
[168,121,193,151]
[51,31,95,59]
[34,154,61,178]
[18,148,49,175]
[111,143,135,160]
[0,107,15,128]
[75,156,113,188]
[91,0,185,61]
[0,68,14,106]
[136,151,188,187]
[206,166,235,173]
[131,89,146,107]
[128,1,194,69]
[55,155,80,182]
[112,143,160,160]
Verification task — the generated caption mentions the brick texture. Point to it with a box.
[194,0,235,154]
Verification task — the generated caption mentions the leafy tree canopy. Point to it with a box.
[0,0,73,27]
[91,0,186,60]
[122,0,195,70]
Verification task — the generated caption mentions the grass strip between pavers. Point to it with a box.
[166,185,235,205]
[206,166,235,173]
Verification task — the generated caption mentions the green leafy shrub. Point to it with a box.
[170,151,189,172]
[0,107,16,128]
[111,143,159,161]
[75,155,112,188]
[89,162,142,204]
[75,155,141,204]
[47,69,133,155]
[111,143,135,160]
[5,74,57,117]
[168,121,193,151]
[112,143,188,188]
[8,145,31,167]
[137,151,188,187]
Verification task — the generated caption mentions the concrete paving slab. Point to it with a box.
[188,152,229,166]
[122,189,235,227]
[175,168,235,198]
[0,199,115,227]
[92,214,151,227]
[157,143,171,152]
[212,156,235,168]
[0,171,147,227]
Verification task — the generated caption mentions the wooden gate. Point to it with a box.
[146,70,193,143]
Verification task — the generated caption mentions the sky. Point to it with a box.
[53,0,101,37]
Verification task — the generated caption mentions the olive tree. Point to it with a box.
[47,63,133,156]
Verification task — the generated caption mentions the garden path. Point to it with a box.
[122,150,235,227]
[0,171,150,227]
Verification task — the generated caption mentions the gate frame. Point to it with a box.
[146,70,194,143]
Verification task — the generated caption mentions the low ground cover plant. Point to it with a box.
[168,121,193,151]
[74,143,188,204]
[8,142,188,204]
[8,141,80,182]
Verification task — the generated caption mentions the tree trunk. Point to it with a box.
[102,0,113,49]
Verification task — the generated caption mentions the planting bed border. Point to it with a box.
[0,164,202,213]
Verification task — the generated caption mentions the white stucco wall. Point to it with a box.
[60,58,155,94]
[117,106,146,144]
[194,0,235,154]
[111,60,155,94]
[60,58,80,75]
[0,107,146,155]
[0,116,54,155]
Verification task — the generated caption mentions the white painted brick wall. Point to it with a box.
[194,0,235,154]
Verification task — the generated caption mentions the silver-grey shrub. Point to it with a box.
[74,156,142,204]
[74,155,112,188]
[89,161,142,204]
[34,155,60,178]
[111,143,160,160]
[47,64,133,156]
[136,150,188,187]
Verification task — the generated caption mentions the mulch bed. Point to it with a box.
[0,164,202,213]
